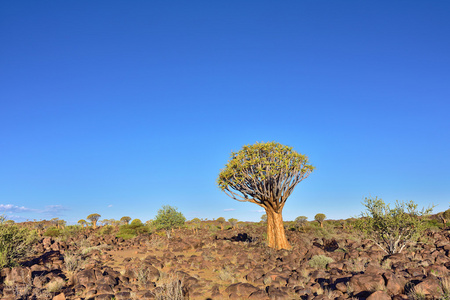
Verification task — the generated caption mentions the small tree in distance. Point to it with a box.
[78,219,87,227]
[191,218,201,234]
[438,209,450,226]
[120,216,131,225]
[228,218,238,229]
[87,214,101,229]
[314,213,326,228]
[216,217,226,230]
[153,205,186,238]
[218,142,314,250]
[295,216,308,231]
[260,214,267,223]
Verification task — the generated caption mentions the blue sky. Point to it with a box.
[1,1,449,224]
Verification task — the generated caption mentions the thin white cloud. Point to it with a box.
[251,209,265,213]
[108,204,113,208]
[41,205,67,217]
[0,204,68,219]
[224,208,236,211]
[0,204,33,213]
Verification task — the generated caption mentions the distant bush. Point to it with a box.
[308,255,334,269]
[228,218,238,229]
[294,216,308,231]
[100,225,114,235]
[0,216,36,268]
[116,220,149,239]
[130,219,143,227]
[44,227,61,237]
[424,218,442,231]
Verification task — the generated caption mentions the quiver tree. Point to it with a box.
[191,218,201,233]
[261,214,268,223]
[120,216,131,225]
[78,219,87,227]
[216,217,226,230]
[218,142,314,250]
[87,213,101,229]
[438,209,450,226]
[228,218,238,229]
[314,213,326,228]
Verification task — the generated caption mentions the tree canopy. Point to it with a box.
[153,205,186,236]
[218,141,314,212]
[218,141,314,250]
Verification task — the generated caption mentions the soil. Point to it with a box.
[1,223,450,299]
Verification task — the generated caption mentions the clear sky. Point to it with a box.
[1,1,449,224]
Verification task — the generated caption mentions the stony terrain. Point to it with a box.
[1,223,450,299]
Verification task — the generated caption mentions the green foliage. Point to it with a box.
[260,214,267,223]
[294,216,307,230]
[153,205,186,234]
[354,197,433,255]
[314,213,326,223]
[438,209,450,225]
[217,142,314,207]
[44,227,61,237]
[77,219,87,227]
[60,225,83,239]
[424,218,442,231]
[228,218,238,228]
[308,255,334,269]
[87,213,101,227]
[444,209,450,220]
[120,216,131,225]
[116,219,149,239]
[0,216,36,268]
[130,219,143,227]
[100,225,114,235]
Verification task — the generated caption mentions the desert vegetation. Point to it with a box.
[1,200,450,299]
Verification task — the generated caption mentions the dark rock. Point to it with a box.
[366,290,391,300]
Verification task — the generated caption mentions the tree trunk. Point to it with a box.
[266,208,291,250]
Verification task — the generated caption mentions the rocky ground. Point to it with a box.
[1,224,450,299]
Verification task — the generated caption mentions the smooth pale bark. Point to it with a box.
[266,208,291,250]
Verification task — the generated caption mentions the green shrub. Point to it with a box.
[308,255,334,269]
[100,225,114,235]
[294,216,308,231]
[153,205,186,238]
[116,222,149,240]
[354,197,433,255]
[0,216,36,268]
[44,227,61,237]
[130,219,143,227]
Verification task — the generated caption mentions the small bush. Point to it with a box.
[130,219,143,227]
[43,227,61,237]
[0,216,36,268]
[155,273,183,300]
[308,255,334,269]
[354,197,433,254]
[116,222,149,239]
[46,279,65,293]
[100,225,114,235]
